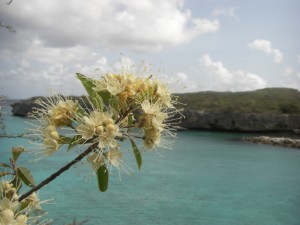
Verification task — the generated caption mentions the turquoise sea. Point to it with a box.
[1,104,300,225]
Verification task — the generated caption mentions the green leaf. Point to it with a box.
[76,73,96,96]
[0,163,12,168]
[58,136,73,144]
[76,73,104,110]
[96,165,108,192]
[97,90,111,102]
[130,139,142,170]
[17,167,35,187]
[58,135,84,150]
[0,171,12,177]
[12,146,24,162]
[128,114,133,126]
[90,92,104,110]
[67,135,83,151]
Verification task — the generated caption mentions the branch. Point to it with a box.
[18,143,96,202]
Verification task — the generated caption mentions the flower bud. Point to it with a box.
[50,131,59,140]
[106,124,117,134]
[103,118,114,126]
[16,214,28,224]
[96,125,104,134]
[2,181,12,190]
[1,209,14,224]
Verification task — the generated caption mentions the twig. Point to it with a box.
[18,143,96,202]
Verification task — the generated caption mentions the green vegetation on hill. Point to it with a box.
[176,88,300,114]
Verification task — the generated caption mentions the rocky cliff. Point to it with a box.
[179,109,300,132]
[11,96,91,117]
[10,97,300,132]
[11,97,42,117]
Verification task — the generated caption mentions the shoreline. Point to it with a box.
[242,136,300,149]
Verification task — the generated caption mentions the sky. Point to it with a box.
[0,0,300,99]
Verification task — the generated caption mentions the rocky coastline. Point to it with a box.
[180,109,300,132]
[243,136,300,149]
[10,96,91,117]
[10,98,300,149]
[10,98,300,132]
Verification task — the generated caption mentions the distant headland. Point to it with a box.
[10,87,300,133]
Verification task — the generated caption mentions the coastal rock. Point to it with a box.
[243,136,300,149]
[11,97,42,117]
[10,98,300,132]
[179,109,300,132]
[11,96,91,117]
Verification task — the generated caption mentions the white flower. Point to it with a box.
[40,125,60,156]
[147,78,172,107]
[33,95,78,127]
[0,198,19,213]
[15,215,28,225]
[24,192,42,210]
[94,73,128,95]
[76,122,95,140]
[87,152,104,171]
[76,110,121,149]
[106,147,123,168]
[105,147,133,175]
[48,100,78,126]
[140,100,167,131]
[94,73,138,96]
[0,209,14,225]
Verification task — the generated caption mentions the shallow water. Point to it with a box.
[1,107,300,225]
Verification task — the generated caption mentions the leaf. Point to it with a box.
[90,92,104,110]
[0,171,12,177]
[67,135,83,151]
[17,167,35,187]
[58,135,84,150]
[0,163,12,168]
[58,136,73,144]
[76,73,95,96]
[128,114,133,126]
[76,73,104,110]
[96,165,108,192]
[97,90,111,102]
[130,139,142,170]
[12,146,24,162]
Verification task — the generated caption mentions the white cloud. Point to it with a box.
[0,37,109,98]
[191,18,220,35]
[168,72,199,93]
[283,67,300,89]
[298,55,300,64]
[248,39,283,63]
[212,7,239,20]
[1,0,219,52]
[175,72,188,81]
[199,54,267,91]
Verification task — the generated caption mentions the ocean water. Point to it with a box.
[1,105,300,225]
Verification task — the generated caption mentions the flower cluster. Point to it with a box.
[0,145,50,225]
[30,65,181,191]
[0,180,46,225]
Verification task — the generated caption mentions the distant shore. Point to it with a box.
[8,87,300,133]
[243,136,300,149]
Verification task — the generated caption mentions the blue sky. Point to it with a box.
[0,0,299,99]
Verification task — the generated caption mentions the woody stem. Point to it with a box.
[18,143,96,202]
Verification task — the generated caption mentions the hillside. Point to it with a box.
[176,88,300,114]
[9,88,300,131]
